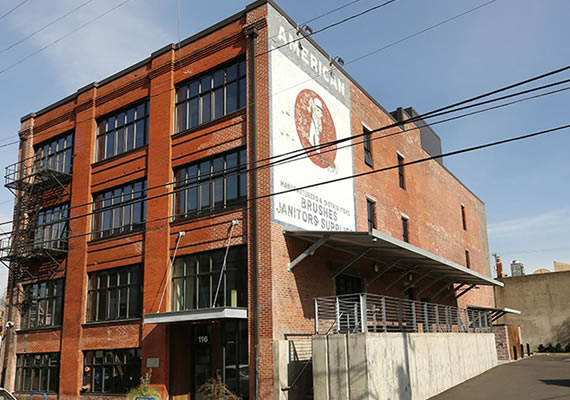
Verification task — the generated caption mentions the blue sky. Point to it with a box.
[0,0,568,289]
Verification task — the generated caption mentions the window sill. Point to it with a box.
[82,318,142,328]
[88,226,145,245]
[91,145,148,169]
[170,203,246,227]
[172,108,246,140]
[16,325,62,334]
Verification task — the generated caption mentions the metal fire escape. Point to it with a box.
[1,152,72,281]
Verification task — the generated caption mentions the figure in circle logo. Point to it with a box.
[294,89,337,169]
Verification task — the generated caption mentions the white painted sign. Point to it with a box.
[268,5,356,232]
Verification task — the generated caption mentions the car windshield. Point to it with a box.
[0,389,16,400]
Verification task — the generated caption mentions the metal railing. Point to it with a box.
[5,153,72,189]
[314,293,492,335]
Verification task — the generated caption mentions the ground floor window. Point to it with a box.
[82,348,141,394]
[222,320,249,398]
[15,353,59,393]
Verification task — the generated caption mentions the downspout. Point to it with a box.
[245,25,259,400]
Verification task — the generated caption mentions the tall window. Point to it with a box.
[465,250,471,269]
[363,126,373,167]
[21,280,64,329]
[34,203,69,251]
[172,246,247,311]
[37,131,73,174]
[175,59,247,133]
[174,149,247,219]
[461,204,467,230]
[82,349,141,394]
[402,216,409,243]
[96,100,149,162]
[366,198,376,232]
[93,180,146,239]
[397,153,405,189]
[86,265,142,322]
[15,353,59,393]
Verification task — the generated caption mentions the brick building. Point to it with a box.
[0,1,501,399]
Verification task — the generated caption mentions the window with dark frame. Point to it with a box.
[363,126,373,167]
[402,216,409,243]
[15,353,59,393]
[174,148,247,219]
[461,204,467,230]
[172,246,247,311]
[465,250,470,269]
[82,348,141,394]
[34,203,69,251]
[21,280,64,329]
[86,265,142,322]
[366,198,376,232]
[92,180,146,240]
[36,131,73,174]
[175,59,246,133]
[96,100,149,162]
[397,153,405,189]
[335,274,362,295]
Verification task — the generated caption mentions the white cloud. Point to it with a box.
[488,206,570,237]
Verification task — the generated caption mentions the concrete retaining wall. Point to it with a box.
[313,332,497,400]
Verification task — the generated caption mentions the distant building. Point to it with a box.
[511,259,525,276]
[554,260,570,272]
[533,268,551,274]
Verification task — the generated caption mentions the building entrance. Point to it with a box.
[170,319,248,400]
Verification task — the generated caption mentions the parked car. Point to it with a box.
[0,388,16,400]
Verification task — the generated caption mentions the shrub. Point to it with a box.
[127,369,161,400]
[545,343,555,353]
[537,344,545,353]
[198,377,240,400]
[554,343,563,353]
[565,343,570,353]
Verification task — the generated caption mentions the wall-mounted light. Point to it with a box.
[373,263,380,273]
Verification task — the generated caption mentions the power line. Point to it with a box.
[0,72,568,231]
[347,0,497,65]
[4,121,568,247]
[0,0,131,76]
[0,0,31,22]
[260,0,397,57]
[0,0,96,55]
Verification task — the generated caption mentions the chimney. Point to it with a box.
[493,253,505,278]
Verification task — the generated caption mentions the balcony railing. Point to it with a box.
[314,293,492,335]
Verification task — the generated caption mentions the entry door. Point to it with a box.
[192,323,222,400]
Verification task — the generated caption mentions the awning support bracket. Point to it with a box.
[331,249,371,279]
[416,278,440,296]
[287,235,329,272]
[385,265,418,290]
[455,284,476,299]
[441,283,466,300]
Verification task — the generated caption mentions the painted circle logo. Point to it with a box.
[294,89,337,168]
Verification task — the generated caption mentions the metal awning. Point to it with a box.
[144,307,247,324]
[284,229,503,287]
[467,305,521,322]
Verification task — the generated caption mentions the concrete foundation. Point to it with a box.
[313,332,497,400]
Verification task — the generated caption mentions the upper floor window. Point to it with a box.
[174,148,247,219]
[172,246,247,311]
[96,100,149,162]
[366,198,376,232]
[37,131,73,174]
[397,153,405,189]
[34,203,69,251]
[15,353,59,393]
[175,59,246,133]
[93,180,146,240]
[465,250,471,269]
[363,126,373,167]
[86,265,142,322]
[461,204,467,230]
[82,348,141,394]
[21,280,64,329]
[402,216,409,243]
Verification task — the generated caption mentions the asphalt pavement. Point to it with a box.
[429,355,570,400]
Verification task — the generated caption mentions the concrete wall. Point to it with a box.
[313,332,497,400]
[494,270,570,351]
